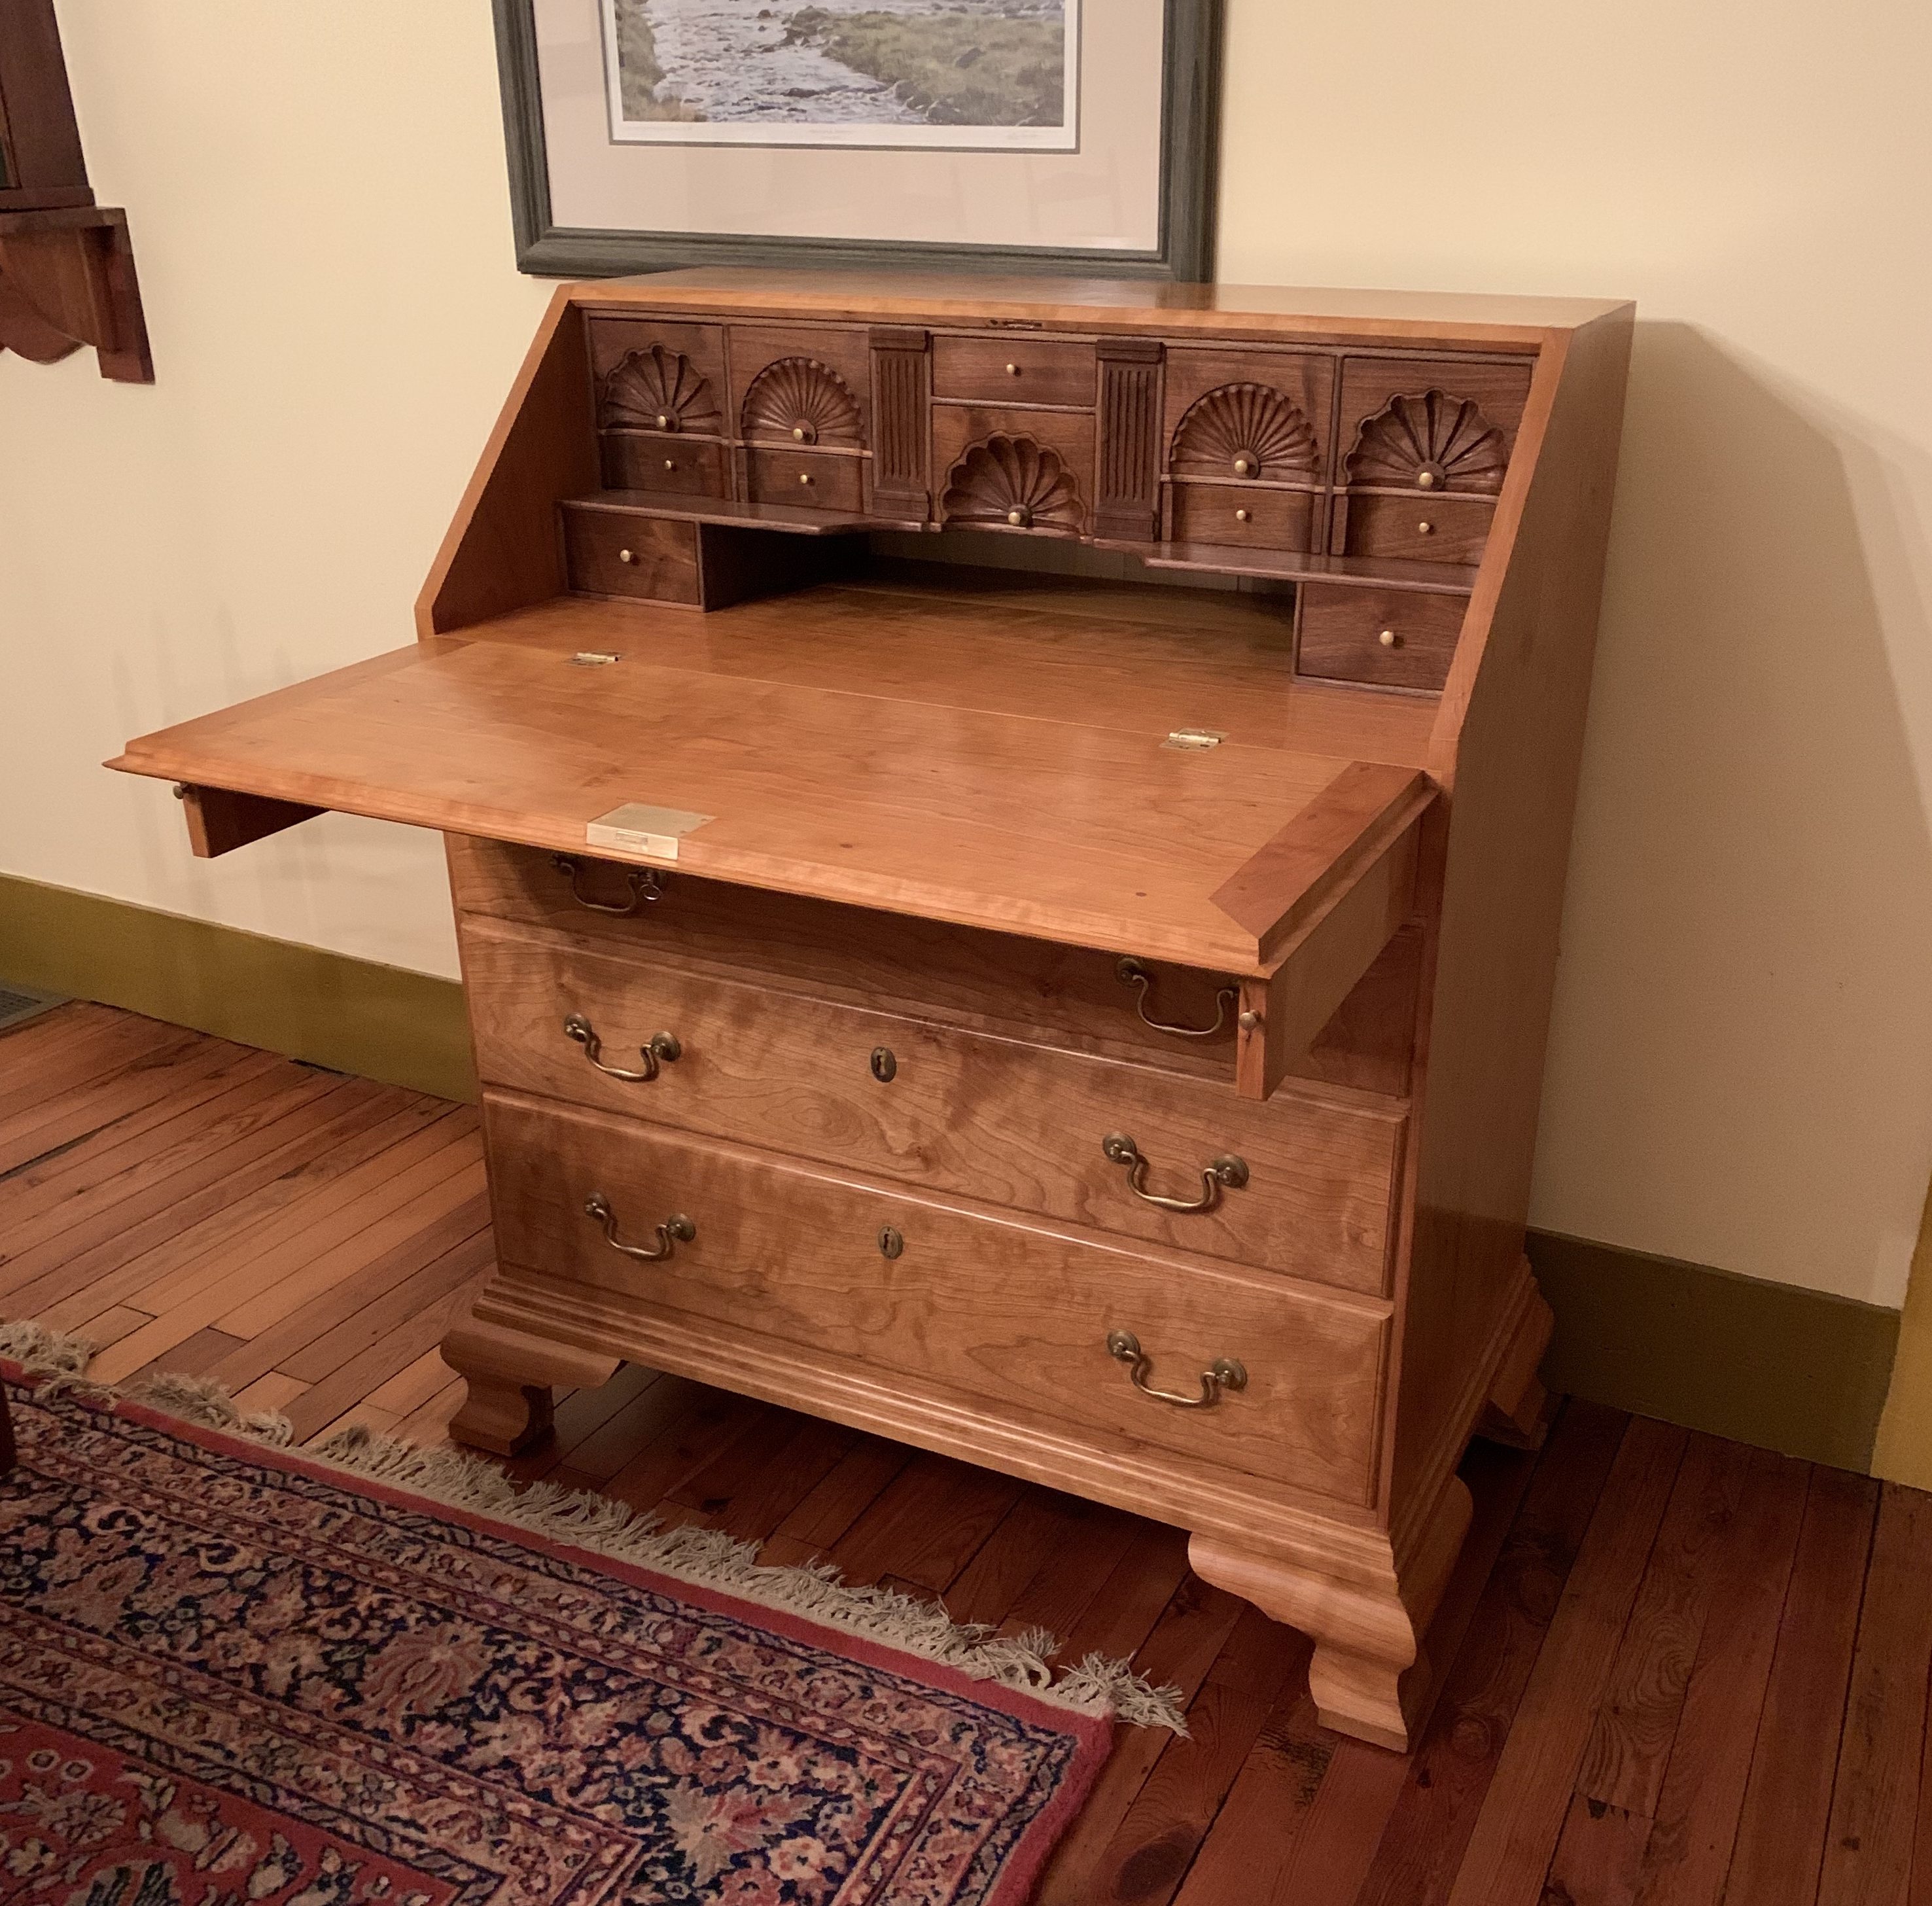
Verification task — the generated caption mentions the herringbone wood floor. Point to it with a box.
[3,1001,1926,1905]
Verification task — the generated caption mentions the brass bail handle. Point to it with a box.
[1102,1132,1249,1214]
[1106,1331,1247,1409]
[1115,956,1250,1040]
[584,1193,694,1262]
[564,1014,681,1083]
[550,853,663,917]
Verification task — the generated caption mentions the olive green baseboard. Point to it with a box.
[0,873,476,1104]
[0,874,1900,1472]
[1527,1231,1899,1474]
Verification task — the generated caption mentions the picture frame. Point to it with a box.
[491,0,1223,282]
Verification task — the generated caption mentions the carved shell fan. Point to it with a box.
[741,357,863,447]
[599,345,720,435]
[1346,391,1508,493]
[1171,383,1318,480]
[940,434,1083,534]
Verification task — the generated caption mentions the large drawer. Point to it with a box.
[463,920,1403,1296]
[445,838,1420,1099]
[484,1091,1388,1506]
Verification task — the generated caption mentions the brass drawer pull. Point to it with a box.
[564,1013,680,1082]
[550,853,662,915]
[1106,1331,1247,1408]
[1115,956,1237,1039]
[1102,1133,1248,1212]
[584,1193,694,1262]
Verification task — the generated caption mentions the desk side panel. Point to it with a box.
[417,290,598,637]
[1386,309,1636,1534]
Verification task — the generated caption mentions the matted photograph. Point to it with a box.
[600,0,1081,149]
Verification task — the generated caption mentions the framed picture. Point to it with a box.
[492,0,1223,281]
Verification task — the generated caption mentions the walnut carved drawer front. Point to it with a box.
[463,921,1403,1296]
[448,837,1259,1085]
[1297,585,1466,693]
[932,336,1098,408]
[559,507,700,606]
[598,434,728,499]
[1170,482,1316,554]
[485,1091,1387,1506]
[745,446,865,512]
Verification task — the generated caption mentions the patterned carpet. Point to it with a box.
[0,1368,1114,1904]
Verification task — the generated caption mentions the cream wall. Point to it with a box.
[3,1,1929,1307]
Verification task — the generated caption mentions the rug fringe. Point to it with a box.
[1,1318,1188,1733]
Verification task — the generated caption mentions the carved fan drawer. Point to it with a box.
[1297,585,1466,693]
[728,325,871,444]
[930,408,1097,535]
[559,506,701,606]
[745,447,865,512]
[1336,357,1533,497]
[461,919,1404,1296]
[598,435,728,498]
[1170,482,1317,553]
[932,336,1098,408]
[1332,492,1494,566]
[483,1090,1388,1505]
[1163,347,1332,485]
[446,837,1254,1082]
[586,317,728,429]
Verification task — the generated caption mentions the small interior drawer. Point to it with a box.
[745,446,864,512]
[933,336,1097,408]
[559,504,700,605]
[1333,492,1494,565]
[598,435,728,498]
[1297,584,1465,692]
[1170,481,1316,553]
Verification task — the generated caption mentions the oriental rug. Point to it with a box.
[0,1360,1125,1905]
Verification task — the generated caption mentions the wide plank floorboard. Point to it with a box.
[1,1002,1927,1904]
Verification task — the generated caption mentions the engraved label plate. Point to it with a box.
[584,802,714,862]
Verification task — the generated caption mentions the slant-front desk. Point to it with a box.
[113,273,1633,1751]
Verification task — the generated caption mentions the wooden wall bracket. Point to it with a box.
[0,0,152,382]
[0,205,150,381]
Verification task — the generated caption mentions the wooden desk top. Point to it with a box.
[111,575,1435,974]
[581,268,1632,347]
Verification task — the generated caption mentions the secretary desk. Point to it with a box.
[112,272,1634,1752]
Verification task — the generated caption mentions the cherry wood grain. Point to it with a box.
[460,920,1404,1296]
[112,615,1413,974]
[481,1089,1390,1506]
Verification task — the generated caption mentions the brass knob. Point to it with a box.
[654,413,671,429]
[1233,455,1254,476]
[1237,1009,1261,1032]
[792,425,807,440]
[1416,469,1437,489]
[1005,362,1021,376]
[1235,508,1251,523]
[1379,629,1399,648]
[798,471,815,486]
[1417,520,1435,535]
[1006,507,1027,527]
[663,458,675,471]
[618,548,636,564]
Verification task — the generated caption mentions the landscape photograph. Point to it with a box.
[601,0,1078,146]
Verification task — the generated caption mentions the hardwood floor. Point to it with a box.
[1,1000,1922,1905]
